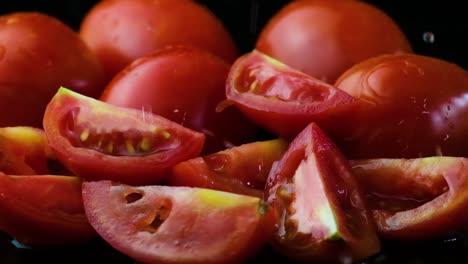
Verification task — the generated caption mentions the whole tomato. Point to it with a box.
[101,46,257,154]
[334,54,468,159]
[256,0,412,84]
[80,0,238,81]
[0,12,105,128]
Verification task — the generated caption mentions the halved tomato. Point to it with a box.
[43,87,205,185]
[351,157,468,239]
[265,123,380,262]
[168,138,288,197]
[219,50,357,139]
[0,126,50,175]
[82,180,276,264]
[0,173,95,247]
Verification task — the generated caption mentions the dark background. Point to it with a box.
[0,1,467,263]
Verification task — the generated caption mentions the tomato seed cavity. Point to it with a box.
[64,110,178,157]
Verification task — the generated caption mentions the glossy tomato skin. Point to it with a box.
[351,157,468,239]
[0,173,95,247]
[0,12,105,128]
[80,0,238,80]
[334,54,468,159]
[101,46,257,154]
[43,88,205,185]
[0,127,51,175]
[222,50,358,139]
[169,138,288,198]
[256,0,412,84]
[265,123,380,262]
[82,181,276,264]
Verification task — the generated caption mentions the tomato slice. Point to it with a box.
[0,173,95,246]
[0,127,51,175]
[220,50,357,139]
[351,157,468,239]
[82,181,276,264]
[168,138,288,197]
[265,123,380,262]
[43,87,205,185]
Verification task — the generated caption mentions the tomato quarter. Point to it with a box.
[43,87,205,185]
[82,181,276,264]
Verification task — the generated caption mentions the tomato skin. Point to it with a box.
[0,173,95,247]
[80,0,238,80]
[351,157,468,239]
[43,88,205,185]
[82,181,276,264]
[223,50,358,139]
[101,46,256,154]
[0,127,51,175]
[168,138,288,198]
[334,54,468,159]
[256,0,412,84]
[265,123,380,262]
[0,12,105,128]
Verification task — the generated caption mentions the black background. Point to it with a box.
[0,1,467,263]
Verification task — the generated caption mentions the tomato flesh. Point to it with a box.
[43,87,205,185]
[223,51,357,139]
[82,181,276,264]
[351,157,468,239]
[265,123,380,262]
[169,138,288,197]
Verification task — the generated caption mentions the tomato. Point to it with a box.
[333,54,468,159]
[80,0,238,81]
[351,157,468,239]
[265,123,380,262]
[169,138,288,198]
[43,87,205,185]
[0,127,51,175]
[220,50,357,139]
[82,180,276,264]
[256,0,412,84]
[101,46,257,154]
[0,173,95,246]
[0,12,105,128]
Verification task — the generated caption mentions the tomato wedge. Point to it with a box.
[0,173,95,247]
[219,50,357,139]
[265,123,380,262]
[168,138,288,197]
[0,127,51,175]
[43,87,205,185]
[82,181,276,264]
[351,157,468,239]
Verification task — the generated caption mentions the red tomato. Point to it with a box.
[0,12,105,128]
[169,138,288,198]
[256,0,412,83]
[0,127,51,175]
[82,181,276,264]
[351,157,468,239]
[101,46,257,154]
[334,54,468,159]
[221,50,357,139]
[265,123,380,262]
[0,173,95,246]
[43,87,205,185]
[80,0,238,81]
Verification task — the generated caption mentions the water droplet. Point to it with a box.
[423,32,435,43]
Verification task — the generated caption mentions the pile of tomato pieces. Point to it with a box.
[1,0,468,263]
